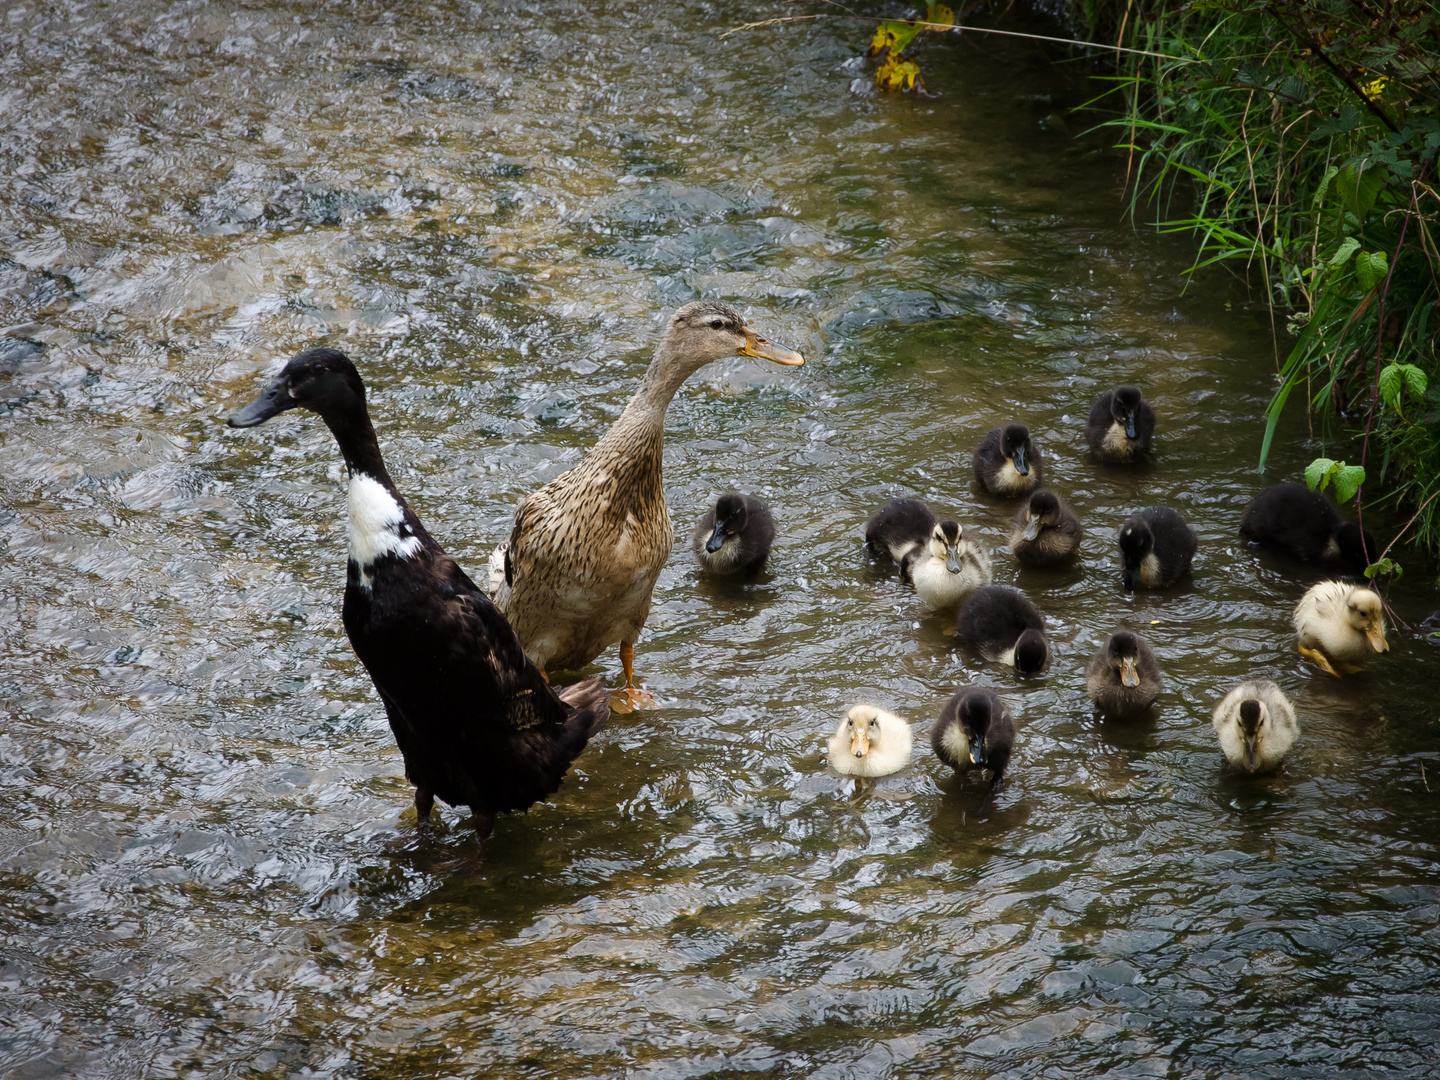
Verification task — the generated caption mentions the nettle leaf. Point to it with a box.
[1378,362,1427,413]
[1355,249,1389,291]
[1305,457,1337,491]
[1309,104,1362,140]
[1237,63,1274,89]
[1364,557,1402,581]
[1328,236,1360,267]
[1333,463,1366,503]
[1275,75,1311,103]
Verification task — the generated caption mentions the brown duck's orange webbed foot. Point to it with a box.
[540,668,549,682]
[610,641,659,714]
[1299,643,1342,678]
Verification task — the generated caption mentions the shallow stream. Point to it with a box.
[2,2,1439,1077]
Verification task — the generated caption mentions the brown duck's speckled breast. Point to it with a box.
[498,429,672,672]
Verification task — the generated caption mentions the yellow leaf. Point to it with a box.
[868,19,924,57]
[876,53,924,92]
[926,3,955,28]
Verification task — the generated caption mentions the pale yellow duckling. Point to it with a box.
[1212,680,1299,774]
[826,705,913,778]
[1292,580,1389,677]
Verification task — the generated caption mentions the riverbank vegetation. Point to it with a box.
[1075,0,1439,571]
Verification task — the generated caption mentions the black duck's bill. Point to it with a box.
[739,327,804,366]
[228,374,297,428]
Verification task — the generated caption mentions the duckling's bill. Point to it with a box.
[738,327,804,366]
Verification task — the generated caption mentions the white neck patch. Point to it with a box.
[347,472,422,588]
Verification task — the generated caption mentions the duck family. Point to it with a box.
[227,304,1397,842]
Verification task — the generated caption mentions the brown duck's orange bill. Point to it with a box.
[739,327,804,366]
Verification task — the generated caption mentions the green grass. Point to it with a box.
[1075,0,1440,565]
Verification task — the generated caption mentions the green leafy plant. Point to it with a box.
[1086,0,1440,558]
[1305,457,1367,504]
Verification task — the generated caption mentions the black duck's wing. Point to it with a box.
[431,555,568,733]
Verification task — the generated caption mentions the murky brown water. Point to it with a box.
[3,2,1439,1077]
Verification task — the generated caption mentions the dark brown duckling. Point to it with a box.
[1086,386,1155,462]
[955,586,1050,675]
[1085,631,1164,718]
[1117,506,1196,590]
[1239,482,1376,574]
[931,686,1017,791]
[973,423,1043,496]
[1009,489,1083,568]
[692,492,774,576]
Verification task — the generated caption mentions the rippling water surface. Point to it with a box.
[3,2,1439,1077]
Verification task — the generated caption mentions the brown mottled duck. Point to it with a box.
[490,301,803,711]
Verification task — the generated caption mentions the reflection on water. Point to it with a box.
[2,1,1439,1077]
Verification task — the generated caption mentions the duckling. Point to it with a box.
[1212,680,1299,774]
[930,687,1016,790]
[692,492,774,576]
[228,349,609,841]
[1009,489,1083,568]
[973,423,1043,496]
[1240,483,1376,574]
[1085,631,1164,718]
[1293,580,1389,677]
[955,586,1050,675]
[865,498,992,608]
[1117,506,1196,590]
[1086,386,1155,462]
[827,705,913,778]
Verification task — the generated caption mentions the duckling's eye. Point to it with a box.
[870,718,879,729]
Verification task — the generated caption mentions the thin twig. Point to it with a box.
[1422,760,1431,794]
[721,14,1172,57]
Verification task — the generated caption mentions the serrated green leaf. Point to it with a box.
[1329,236,1360,266]
[1379,363,1404,411]
[1306,457,1336,491]
[1333,463,1366,504]
[1356,249,1388,291]
[1405,364,1428,401]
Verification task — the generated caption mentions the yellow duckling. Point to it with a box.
[826,705,912,778]
[1292,580,1389,677]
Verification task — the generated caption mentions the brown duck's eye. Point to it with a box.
[710,319,725,329]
